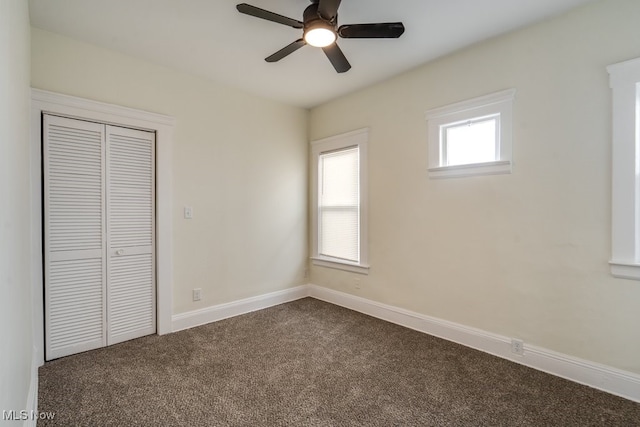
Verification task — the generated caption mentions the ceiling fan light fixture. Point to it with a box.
[304,26,336,47]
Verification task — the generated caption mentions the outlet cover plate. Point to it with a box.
[511,338,524,355]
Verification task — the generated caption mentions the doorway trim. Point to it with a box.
[31,88,175,365]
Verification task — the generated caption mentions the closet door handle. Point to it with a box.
[116,249,124,256]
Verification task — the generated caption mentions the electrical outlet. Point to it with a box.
[354,278,361,290]
[511,338,524,355]
[192,288,202,301]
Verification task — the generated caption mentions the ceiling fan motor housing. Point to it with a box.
[304,3,336,33]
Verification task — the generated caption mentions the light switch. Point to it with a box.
[184,206,193,219]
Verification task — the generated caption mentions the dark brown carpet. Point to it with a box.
[38,298,640,426]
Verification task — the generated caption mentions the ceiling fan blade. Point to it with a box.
[265,39,306,62]
[236,3,303,29]
[338,22,405,39]
[322,43,351,73]
[317,0,342,21]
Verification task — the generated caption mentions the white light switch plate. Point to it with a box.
[184,206,193,219]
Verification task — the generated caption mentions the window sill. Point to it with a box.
[610,261,640,280]
[428,160,511,179]
[311,257,370,275]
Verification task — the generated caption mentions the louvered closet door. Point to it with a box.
[106,125,156,345]
[44,115,156,360]
[44,115,107,360]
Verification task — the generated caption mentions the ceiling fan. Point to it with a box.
[236,0,405,73]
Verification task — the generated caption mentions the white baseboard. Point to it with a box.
[171,285,309,332]
[308,284,640,403]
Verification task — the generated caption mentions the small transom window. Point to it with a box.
[426,89,515,178]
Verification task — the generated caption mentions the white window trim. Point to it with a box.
[30,89,175,365]
[311,128,369,274]
[426,89,516,178]
[607,57,640,280]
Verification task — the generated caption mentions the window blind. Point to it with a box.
[318,146,360,262]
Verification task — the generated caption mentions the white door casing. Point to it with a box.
[31,89,174,366]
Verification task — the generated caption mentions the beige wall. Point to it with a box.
[309,0,640,374]
[0,0,33,417]
[31,28,309,315]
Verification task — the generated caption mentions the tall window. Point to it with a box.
[608,57,640,280]
[319,147,360,262]
[311,129,369,274]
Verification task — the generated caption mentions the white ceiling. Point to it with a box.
[29,0,594,109]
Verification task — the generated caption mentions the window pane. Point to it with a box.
[319,147,359,262]
[444,117,497,166]
[320,207,359,261]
